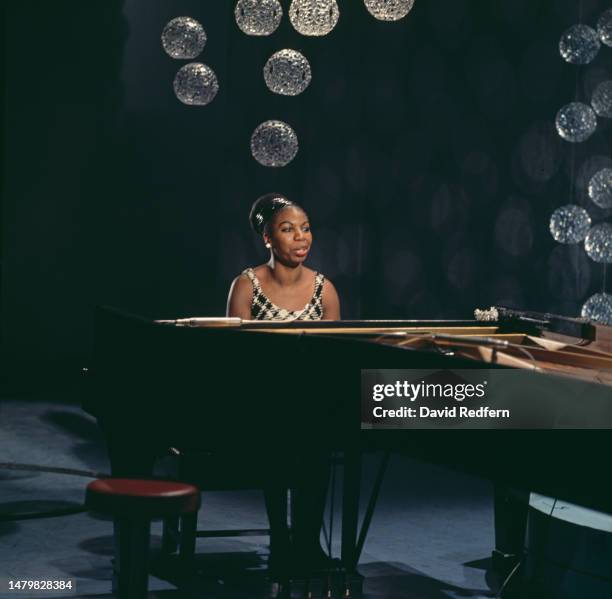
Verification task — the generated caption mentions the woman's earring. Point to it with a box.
[265,242,271,249]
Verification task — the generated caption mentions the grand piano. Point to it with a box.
[84,306,612,584]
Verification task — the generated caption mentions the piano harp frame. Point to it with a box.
[169,317,612,385]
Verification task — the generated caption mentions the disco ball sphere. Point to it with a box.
[173,63,219,106]
[559,24,600,64]
[235,0,282,36]
[363,0,415,21]
[597,8,612,47]
[591,80,612,117]
[581,292,612,324]
[555,102,597,143]
[161,17,207,59]
[588,168,612,208]
[549,205,591,244]
[264,49,312,96]
[289,0,340,36]
[585,223,612,263]
[250,120,299,167]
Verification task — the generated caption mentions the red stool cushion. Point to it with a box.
[85,479,201,518]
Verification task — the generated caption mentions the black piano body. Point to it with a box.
[84,306,612,572]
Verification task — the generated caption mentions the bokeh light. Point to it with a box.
[588,168,612,209]
[363,0,415,22]
[555,102,597,143]
[559,24,600,64]
[584,223,612,263]
[264,49,312,96]
[597,8,612,47]
[250,120,299,167]
[582,292,612,324]
[161,17,207,59]
[289,0,340,36]
[235,0,283,36]
[173,63,219,106]
[549,205,591,244]
[591,80,612,117]
[494,207,533,256]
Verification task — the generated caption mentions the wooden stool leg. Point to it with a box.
[162,516,180,554]
[179,512,198,564]
[113,517,151,599]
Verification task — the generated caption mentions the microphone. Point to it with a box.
[154,317,242,327]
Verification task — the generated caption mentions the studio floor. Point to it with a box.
[0,393,510,599]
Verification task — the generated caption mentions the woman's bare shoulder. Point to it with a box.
[228,272,253,297]
[322,276,338,293]
[227,272,253,318]
[252,264,272,281]
[232,271,251,285]
[321,276,340,319]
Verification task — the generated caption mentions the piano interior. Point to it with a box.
[176,316,612,386]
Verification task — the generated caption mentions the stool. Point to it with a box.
[85,478,200,599]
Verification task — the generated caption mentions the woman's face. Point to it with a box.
[265,206,312,266]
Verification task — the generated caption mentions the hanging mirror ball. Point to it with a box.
[588,168,612,208]
[363,0,415,22]
[250,120,299,167]
[555,102,597,143]
[264,49,312,96]
[173,63,219,106]
[591,80,612,117]
[559,24,600,64]
[549,205,591,244]
[289,0,340,36]
[161,17,207,59]
[581,292,612,324]
[585,223,612,263]
[597,8,612,47]
[235,0,282,36]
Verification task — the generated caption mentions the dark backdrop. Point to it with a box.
[2,0,612,370]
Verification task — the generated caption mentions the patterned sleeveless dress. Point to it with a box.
[243,267,324,321]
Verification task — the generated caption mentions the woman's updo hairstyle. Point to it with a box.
[249,193,303,235]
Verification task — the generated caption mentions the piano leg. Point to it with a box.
[292,451,331,559]
[341,449,362,570]
[264,484,291,573]
[492,484,529,580]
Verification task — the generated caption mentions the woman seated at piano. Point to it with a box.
[226,193,340,575]
[227,193,340,322]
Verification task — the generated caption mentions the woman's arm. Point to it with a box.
[226,275,253,319]
[322,278,341,320]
